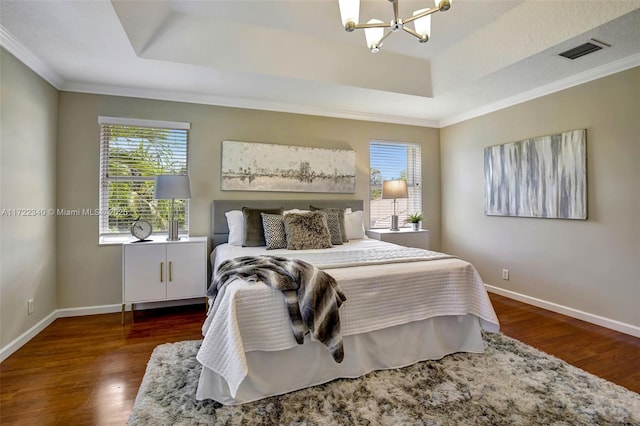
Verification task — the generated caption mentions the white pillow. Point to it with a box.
[344,210,365,240]
[283,209,310,215]
[225,210,244,246]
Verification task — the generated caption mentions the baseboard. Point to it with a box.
[1,298,206,362]
[130,298,205,311]
[56,298,205,318]
[0,310,58,363]
[57,304,123,317]
[485,284,640,339]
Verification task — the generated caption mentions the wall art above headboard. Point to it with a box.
[221,140,356,193]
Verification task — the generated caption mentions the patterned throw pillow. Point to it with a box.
[323,210,343,245]
[283,211,332,250]
[261,213,287,250]
[310,205,348,243]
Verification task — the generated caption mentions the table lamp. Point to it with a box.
[382,180,408,231]
[154,175,191,241]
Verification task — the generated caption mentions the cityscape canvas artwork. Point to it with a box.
[221,141,356,193]
[484,129,587,219]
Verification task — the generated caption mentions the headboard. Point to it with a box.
[211,199,364,247]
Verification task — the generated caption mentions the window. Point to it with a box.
[98,117,190,239]
[370,141,422,229]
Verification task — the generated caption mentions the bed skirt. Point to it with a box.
[196,314,485,405]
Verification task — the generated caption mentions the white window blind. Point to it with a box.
[98,117,190,237]
[370,141,422,228]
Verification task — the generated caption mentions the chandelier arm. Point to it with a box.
[392,0,400,23]
[402,26,423,40]
[377,30,394,46]
[353,21,390,29]
[402,7,439,25]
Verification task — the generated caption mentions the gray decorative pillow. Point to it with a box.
[310,205,348,243]
[325,211,344,245]
[242,207,283,247]
[283,211,332,250]
[261,213,287,250]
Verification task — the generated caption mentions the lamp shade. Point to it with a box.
[381,180,408,199]
[413,9,432,38]
[154,175,191,199]
[338,0,359,26]
[364,19,384,50]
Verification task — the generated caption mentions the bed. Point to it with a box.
[196,200,500,405]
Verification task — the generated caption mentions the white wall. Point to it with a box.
[440,67,640,331]
[0,48,58,348]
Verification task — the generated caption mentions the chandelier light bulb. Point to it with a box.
[413,9,431,41]
[364,19,384,52]
[338,0,360,28]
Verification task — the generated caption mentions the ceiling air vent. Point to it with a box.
[559,39,609,60]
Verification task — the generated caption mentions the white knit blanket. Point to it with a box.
[197,239,499,398]
[286,246,455,269]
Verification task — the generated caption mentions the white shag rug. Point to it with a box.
[129,332,640,425]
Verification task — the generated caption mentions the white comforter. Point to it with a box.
[197,239,499,398]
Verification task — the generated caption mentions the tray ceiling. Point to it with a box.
[1,0,639,126]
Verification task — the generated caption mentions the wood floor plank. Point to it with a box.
[1,297,638,424]
[488,293,640,394]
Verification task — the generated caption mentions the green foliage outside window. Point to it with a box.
[101,125,188,235]
[369,168,406,200]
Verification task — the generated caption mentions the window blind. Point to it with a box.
[369,141,422,228]
[98,117,190,237]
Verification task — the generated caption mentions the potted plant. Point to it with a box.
[406,212,424,231]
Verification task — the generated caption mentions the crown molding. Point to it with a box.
[0,25,64,89]
[439,53,640,128]
[3,20,637,130]
[62,81,440,128]
[0,26,435,127]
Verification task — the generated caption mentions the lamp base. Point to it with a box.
[167,220,180,241]
[389,215,400,231]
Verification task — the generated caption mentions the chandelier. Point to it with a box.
[338,0,452,53]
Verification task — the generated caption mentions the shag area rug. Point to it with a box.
[129,333,639,425]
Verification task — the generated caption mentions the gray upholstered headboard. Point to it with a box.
[211,199,364,247]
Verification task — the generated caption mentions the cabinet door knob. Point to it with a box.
[160,262,164,282]
[169,261,173,282]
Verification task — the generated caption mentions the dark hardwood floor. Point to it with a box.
[489,293,640,393]
[1,294,638,425]
[0,305,206,426]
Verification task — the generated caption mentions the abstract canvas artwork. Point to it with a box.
[221,141,356,193]
[484,129,587,219]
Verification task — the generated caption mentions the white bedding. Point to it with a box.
[197,239,499,401]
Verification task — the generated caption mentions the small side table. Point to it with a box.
[122,236,207,324]
[366,228,430,250]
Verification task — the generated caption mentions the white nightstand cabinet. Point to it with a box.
[366,228,430,250]
[122,236,207,324]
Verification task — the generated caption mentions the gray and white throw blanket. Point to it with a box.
[209,255,347,363]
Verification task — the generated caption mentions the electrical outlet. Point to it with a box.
[502,269,510,280]
[28,298,34,315]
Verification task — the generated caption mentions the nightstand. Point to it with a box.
[122,236,207,324]
[366,228,430,250]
